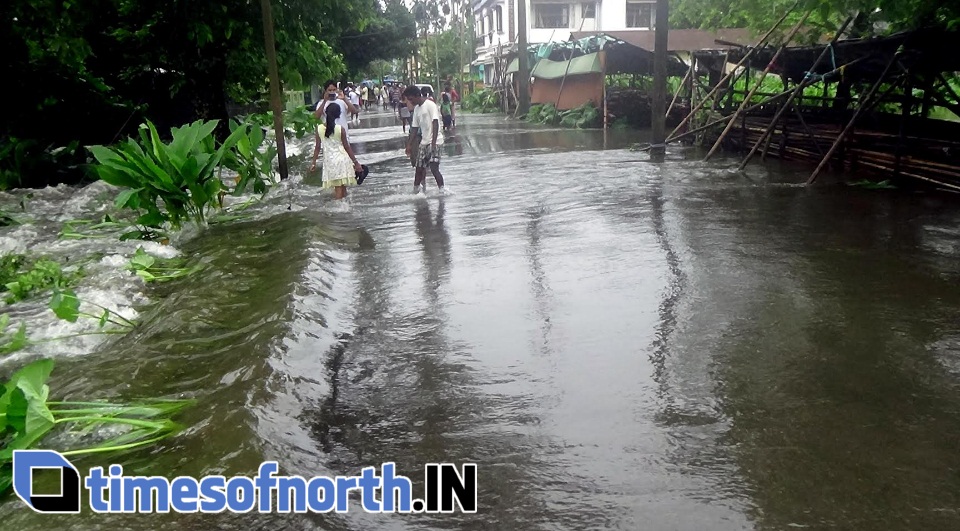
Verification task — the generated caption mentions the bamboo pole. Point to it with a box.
[737,16,854,170]
[603,50,608,131]
[666,5,795,141]
[668,85,795,144]
[807,50,902,185]
[556,18,589,109]
[704,10,812,161]
[667,58,693,117]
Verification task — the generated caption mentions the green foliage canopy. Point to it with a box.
[0,0,393,189]
[671,0,960,35]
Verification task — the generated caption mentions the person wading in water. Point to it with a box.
[311,103,363,201]
[404,85,445,195]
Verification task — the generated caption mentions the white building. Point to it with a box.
[472,0,659,83]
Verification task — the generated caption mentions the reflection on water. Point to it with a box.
[3,110,960,530]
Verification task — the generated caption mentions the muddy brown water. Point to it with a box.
[2,110,960,530]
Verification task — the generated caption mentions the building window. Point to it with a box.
[495,6,503,32]
[626,2,654,28]
[534,4,570,29]
[582,3,596,18]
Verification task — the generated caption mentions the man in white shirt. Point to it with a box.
[347,87,361,121]
[403,85,445,194]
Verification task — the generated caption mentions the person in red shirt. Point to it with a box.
[444,83,459,126]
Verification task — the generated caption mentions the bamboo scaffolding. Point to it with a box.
[737,16,854,170]
[666,5,795,141]
[806,51,903,185]
[666,59,694,117]
[705,10,813,161]
[667,86,795,144]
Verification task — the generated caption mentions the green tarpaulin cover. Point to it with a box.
[530,52,602,79]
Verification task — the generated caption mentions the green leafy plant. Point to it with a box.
[88,119,247,231]
[0,315,28,356]
[222,120,276,196]
[49,288,136,332]
[462,89,500,113]
[1,256,77,304]
[0,209,18,227]
[522,103,544,121]
[524,102,600,129]
[0,255,26,287]
[0,358,194,494]
[58,214,134,240]
[127,247,200,283]
[848,179,897,190]
[246,106,319,140]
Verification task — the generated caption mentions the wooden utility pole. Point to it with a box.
[649,0,669,161]
[516,0,531,114]
[260,0,288,180]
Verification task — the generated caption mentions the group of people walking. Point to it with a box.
[310,80,458,200]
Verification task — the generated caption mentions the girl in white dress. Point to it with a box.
[312,103,362,200]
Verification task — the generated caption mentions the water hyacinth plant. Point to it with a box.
[1,255,78,305]
[0,358,194,494]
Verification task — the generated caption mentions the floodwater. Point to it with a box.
[2,108,960,530]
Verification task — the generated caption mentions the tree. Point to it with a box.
[1,0,378,189]
[670,0,960,36]
[339,0,417,77]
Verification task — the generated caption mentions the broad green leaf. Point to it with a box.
[0,321,29,355]
[136,211,166,228]
[49,289,80,322]
[129,248,155,270]
[119,230,148,241]
[114,188,143,209]
[188,182,208,211]
[0,359,54,432]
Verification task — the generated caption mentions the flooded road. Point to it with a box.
[3,109,960,530]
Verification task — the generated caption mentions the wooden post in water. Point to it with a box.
[517,0,531,115]
[260,0,288,181]
[649,0,669,162]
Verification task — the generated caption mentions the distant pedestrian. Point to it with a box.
[421,86,435,102]
[311,103,363,201]
[348,88,361,121]
[440,92,454,131]
[399,94,413,133]
[390,84,402,114]
[444,83,459,125]
[404,85,445,194]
